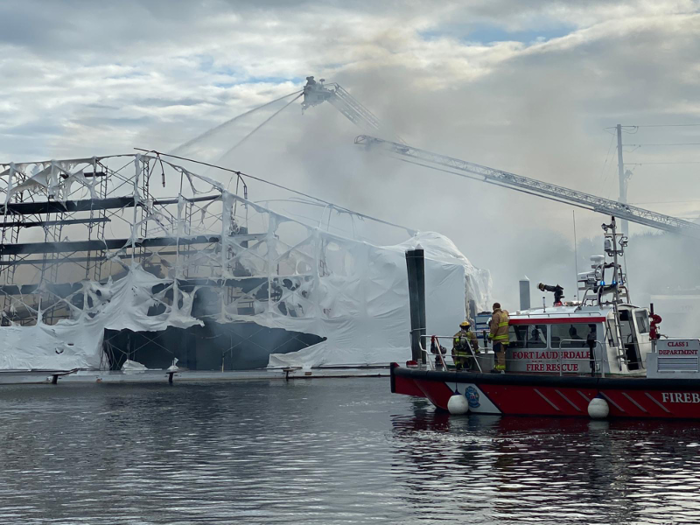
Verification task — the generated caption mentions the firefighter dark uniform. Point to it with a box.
[452,321,479,371]
[489,303,510,372]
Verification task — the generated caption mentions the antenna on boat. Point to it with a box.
[576,215,631,309]
[600,216,630,305]
[601,216,629,365]
[573,210,579,301]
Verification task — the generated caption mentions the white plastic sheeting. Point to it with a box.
[122,359,148,371]
[0,316,105,370]
[0,154,489,371]
[0,265,202,371]
[265,231,489,368]
[2,158,100,205]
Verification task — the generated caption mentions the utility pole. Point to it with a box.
[616,124,629,235]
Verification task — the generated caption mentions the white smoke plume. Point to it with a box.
[2,0,699,323]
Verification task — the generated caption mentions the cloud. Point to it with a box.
[2,0,700,307]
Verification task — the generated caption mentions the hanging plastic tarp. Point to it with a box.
[0,154,489,371]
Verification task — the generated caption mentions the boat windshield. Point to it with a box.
[551,323,596,348]
[509,324,548,348]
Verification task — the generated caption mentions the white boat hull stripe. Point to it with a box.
[644,392,671,413]
[555,389,581,411]
[599,392,625,413]
[534,388,560,411]
[577,390,592,404]
[621,392,648,413]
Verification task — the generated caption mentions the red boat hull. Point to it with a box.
[390,363,700,419]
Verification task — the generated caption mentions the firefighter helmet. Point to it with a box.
[459,321,471,328]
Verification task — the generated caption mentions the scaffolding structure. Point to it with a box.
[0,153,311,369]
[0,155,236,324]
[0,153,488,371]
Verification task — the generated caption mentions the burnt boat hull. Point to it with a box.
[105,322,324,371]
[391,364,700,419]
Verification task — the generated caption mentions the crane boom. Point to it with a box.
[301,77,402,140]
[300,76,697,236]
[328,84,382,132]
[354,134,700,238]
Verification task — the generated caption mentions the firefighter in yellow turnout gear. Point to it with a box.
[489,303,510,372]
[452,321,479,371]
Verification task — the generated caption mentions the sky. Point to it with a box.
[2,0,700,309]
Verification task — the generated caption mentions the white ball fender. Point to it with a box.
[447,393,469,415]
[588,396,610,419]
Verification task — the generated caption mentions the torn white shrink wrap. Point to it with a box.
[266,231,490,369]
[0,156,489,372]
[0,266,203,371]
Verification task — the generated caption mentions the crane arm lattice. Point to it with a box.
[302,78,393,136]
[327,84,382,132]
[354,135,700,238]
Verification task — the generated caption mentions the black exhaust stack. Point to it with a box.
[406,247,427,364]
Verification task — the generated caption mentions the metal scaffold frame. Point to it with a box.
[1,150,477,373]
[0,154,271,327]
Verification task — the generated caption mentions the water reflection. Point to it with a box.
[0,379,698,524]
[391,403,700,524]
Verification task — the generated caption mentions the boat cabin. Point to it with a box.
[505,304,652,376]
[463,218,660,378]
[422,217,700,380]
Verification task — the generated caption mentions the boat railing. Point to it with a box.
[420,336,451,371]
[418,336,607,377]
[493,339,607,377]
[420,335,484,373]
[488,337,608,377]
[418,339,448,371]
[556,339,607,378]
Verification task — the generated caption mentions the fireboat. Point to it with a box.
[392,217,700,419]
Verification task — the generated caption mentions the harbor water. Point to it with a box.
[0,378,699,524]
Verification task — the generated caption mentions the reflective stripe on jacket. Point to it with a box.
[489,309,510,343]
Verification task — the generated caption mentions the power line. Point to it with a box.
[626,142,700,146]
[599,132,616,186]
[631,124,700,128]
[631,200,700,205]
[626,161,700,165]
[607,124,700,130]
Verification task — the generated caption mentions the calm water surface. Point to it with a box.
[0,378,699,524]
